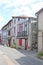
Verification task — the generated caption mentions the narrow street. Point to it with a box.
[0,45,43,65]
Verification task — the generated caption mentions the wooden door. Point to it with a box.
[19,39,22,46]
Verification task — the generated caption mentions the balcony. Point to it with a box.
[17,31,28,39]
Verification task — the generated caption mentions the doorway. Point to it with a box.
[8,39,11,47]
[19,39,22,46]
[25,39,28,50]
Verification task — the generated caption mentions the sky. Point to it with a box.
[0,0,43,29]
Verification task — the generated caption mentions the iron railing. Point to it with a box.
[17,31,27,37]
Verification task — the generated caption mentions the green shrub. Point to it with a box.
[37,51,43,58]
[12,43,16,48]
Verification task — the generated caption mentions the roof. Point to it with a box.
[12,16,37,21]
[35,8,43,15]
[1,19,12,30]
[12,15,36,19]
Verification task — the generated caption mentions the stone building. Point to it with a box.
[1,16,37,50]
[36,8,43,52]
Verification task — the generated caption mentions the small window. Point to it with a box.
[18,18,20,21]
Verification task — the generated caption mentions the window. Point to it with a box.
[24,22,27,31]
[19,24,23,33]
[18,18,20,21]
[8,31,10,35]
[14,27,15,33]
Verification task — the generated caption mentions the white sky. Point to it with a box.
[0,0,43,29]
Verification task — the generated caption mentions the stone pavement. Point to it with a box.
[0,45,43,65]
[0,50,7,65]
[0,50,16,65]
